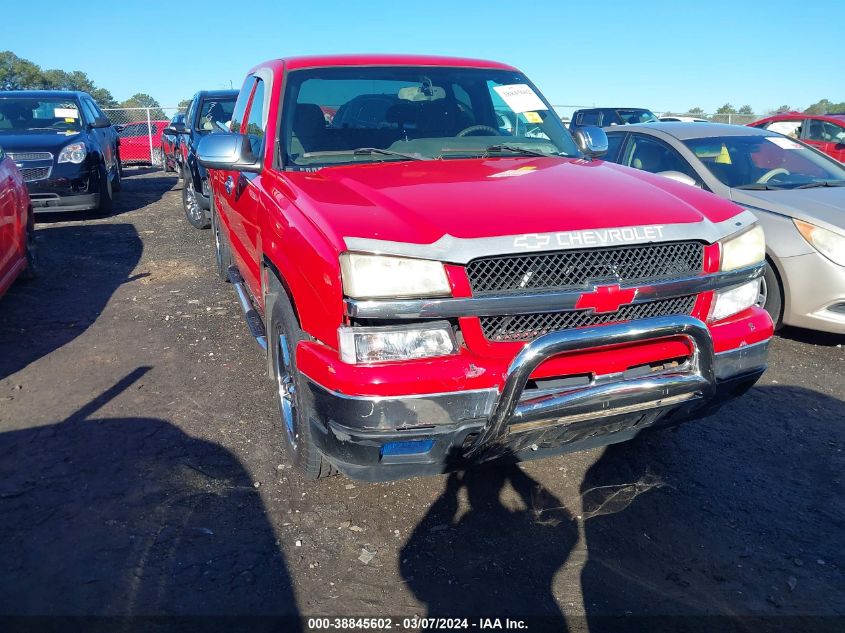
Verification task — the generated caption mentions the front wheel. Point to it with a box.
[112,151,123,192]
[98,162,113,214]
[182,166,210,229]
[267,278,335,479]
[210,195,232,281]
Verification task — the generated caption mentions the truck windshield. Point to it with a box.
[0,97,83,134]
[684,135,845,189]
[281,66,579,167]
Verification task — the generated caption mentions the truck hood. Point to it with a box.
[284,157,746,257]
[0,130,83,153]
[730,187,845,234]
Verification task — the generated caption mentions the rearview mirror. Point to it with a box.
[164,122,187,135]
[573,126,608,159]
[197,133,261,172]
[91,117,112,129]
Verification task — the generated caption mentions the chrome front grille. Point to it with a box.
[480,295,698,342]
[19,166,52,182]
[8,151,53,162]
[466,242,705,295]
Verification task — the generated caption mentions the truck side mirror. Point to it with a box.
[164,122,187,135]
[197,133,261,173]
[573,126,608,159]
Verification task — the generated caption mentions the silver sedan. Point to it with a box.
[603,122,845,334]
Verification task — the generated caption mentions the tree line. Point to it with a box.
[0,51,175,122]
[672,99,845,118]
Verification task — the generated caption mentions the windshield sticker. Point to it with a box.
[766,136,802,150]
[488,166,536,178]
[523,111,543,124]
[493,84,547,113]
[54,108,79,118]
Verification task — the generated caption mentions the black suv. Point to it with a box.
[0,90,121,213]
[569,107,657,133]
[165,90,237,229]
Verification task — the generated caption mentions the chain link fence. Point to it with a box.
[102,107,180,167]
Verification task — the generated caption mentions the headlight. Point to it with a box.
[710,279,761,322]
[720,225,765,271]
[794,219,845,267]
[338,322,457,364]
[340,253,450,299]
[57,142,87,164]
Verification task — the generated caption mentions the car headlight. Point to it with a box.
[57,142,87,164]
[710,279,761,322]
[340,253,450,299]
[338,322,457,364]
[720,224,765,271]
[794,219,845,267]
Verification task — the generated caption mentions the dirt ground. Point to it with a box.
[0,169,843,632]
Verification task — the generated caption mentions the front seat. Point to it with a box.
[291,103,329,154]
[631,142,665,172]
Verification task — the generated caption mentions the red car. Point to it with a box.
[117,120,170,166]
[0,146,35,298]
[749,112,845,162]
[197,54,773,481]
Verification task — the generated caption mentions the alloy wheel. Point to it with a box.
[275,333,298,449]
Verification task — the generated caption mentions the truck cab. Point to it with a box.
[198,55,772,481]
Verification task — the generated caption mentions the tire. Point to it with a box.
[758,259,783,330]
[211,195,232,282]
[266,276,335,479]
[20,210,37,281]
[98,162,113,214]
[112,151,123,192]
[182,165,210,229]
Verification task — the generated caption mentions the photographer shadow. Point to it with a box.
[400,452,577,630]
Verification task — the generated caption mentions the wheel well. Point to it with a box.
[262,256,301,326]
[765,255,786,315]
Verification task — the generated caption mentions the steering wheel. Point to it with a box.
[456,125,501,137]
[757,168,790,184]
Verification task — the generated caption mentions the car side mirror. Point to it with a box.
[197,133,261,172]
[573,126,608,159]
[657,171,700,187]
[91,117,112,129]
[164,122,188,135]
[113,124,125,133]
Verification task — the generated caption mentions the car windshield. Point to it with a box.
[684,135,845,189]
[197,98,236,134]
[282,66,579,167]
[617,109,658,124]
[0,97,83,134]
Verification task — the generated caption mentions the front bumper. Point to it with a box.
[779,252,845,334]
[304,315,770,481]
[27,162,100,213]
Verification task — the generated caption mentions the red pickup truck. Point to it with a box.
[198,54,773,481]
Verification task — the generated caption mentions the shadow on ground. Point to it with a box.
[0,368,300,630]
[0,223,142,380]
[400,386,843,632]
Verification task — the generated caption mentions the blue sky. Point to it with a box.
[2,0,841,115]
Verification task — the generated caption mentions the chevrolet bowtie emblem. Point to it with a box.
[575,284,638,314]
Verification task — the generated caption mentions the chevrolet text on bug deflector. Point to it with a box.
[195,54,773,481]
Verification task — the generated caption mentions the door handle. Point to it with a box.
[224,175,234,194]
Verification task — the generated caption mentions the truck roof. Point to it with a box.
[257,54,518,72]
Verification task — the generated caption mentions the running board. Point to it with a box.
[227,265,268,351]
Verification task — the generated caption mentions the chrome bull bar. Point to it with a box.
[465,315,716,456]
